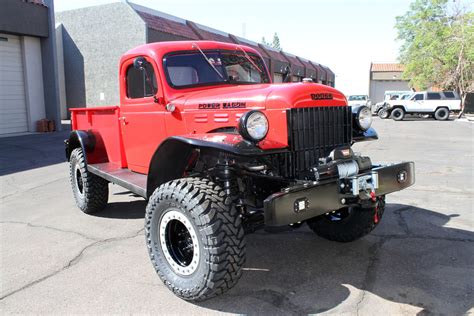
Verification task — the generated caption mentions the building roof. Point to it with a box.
[130,3,199,40]
[230,35,270,60]
[371,63,404,72]
[259,45,288,63]
[296,57,318,78]
[190,22,234,43]
[127,2,333,82]
[310,61,327,81]
[281,52,305,68]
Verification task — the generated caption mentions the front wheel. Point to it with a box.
[378,108,390,119]
[145,178,246,301]
[307,197,385,242]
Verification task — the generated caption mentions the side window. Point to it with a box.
[413,94,424,101]
[443,91,455,98]
[126,62,157,99]
[427,92,441,100]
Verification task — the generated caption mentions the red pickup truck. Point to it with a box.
[65,41,414,301]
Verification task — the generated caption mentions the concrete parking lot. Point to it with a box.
[1,118,473,315]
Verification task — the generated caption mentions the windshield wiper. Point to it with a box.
[191,42,226,80]
[235,45,263,73]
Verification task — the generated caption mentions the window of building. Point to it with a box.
[126,62,157,99]
[443,91,455,98]
[427,92,441,100]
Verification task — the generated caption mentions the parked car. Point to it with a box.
[385,91,461,121]
[377,93,413,119]
[372,91,412,116]
[64,41,415,301]
[347,95,371,107]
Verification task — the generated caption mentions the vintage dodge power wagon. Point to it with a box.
[65,41,415,301]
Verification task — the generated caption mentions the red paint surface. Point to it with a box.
[71,41,348,174]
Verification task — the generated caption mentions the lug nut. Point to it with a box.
[341,198,346,204]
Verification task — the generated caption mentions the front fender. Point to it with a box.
[173,133,270,156]
[146,134,279,198]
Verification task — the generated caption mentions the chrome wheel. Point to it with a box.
[159,209,200,276]
[74,164,84,198]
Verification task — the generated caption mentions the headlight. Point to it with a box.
[356,106,372,130]
[238,110,269,142]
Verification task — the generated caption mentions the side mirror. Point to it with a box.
[283,66,292,83]
[133,56,148,70]
[132,56,158,103]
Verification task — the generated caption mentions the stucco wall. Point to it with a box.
[369,80,411,104]
[56,3,146,108]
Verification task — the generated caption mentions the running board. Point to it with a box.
[87,163,147,198]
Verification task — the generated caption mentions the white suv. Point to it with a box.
[387,91,461,121]
[347,95,371,107]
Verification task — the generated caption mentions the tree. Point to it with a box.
[261,36,271,47]
[395,0,474,114]
[272,33,281,50]
[261,33,282,50]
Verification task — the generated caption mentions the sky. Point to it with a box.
[54,0,414,95]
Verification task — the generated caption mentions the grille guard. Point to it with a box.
[263,161,415,226]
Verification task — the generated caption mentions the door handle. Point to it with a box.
[119,116,128,125]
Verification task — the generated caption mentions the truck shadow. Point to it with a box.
[196,203,473,315]
[91,199,146,219]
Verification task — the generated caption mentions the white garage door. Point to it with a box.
[0,34,28,135]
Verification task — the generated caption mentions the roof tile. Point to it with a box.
[371,63,404,72]
[136,10,199,40]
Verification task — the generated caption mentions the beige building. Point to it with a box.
[369,63,410,104]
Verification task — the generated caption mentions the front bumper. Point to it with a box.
[264,162,415,226]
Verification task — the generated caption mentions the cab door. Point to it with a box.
[119,57,166,174]
[408,93,425,112]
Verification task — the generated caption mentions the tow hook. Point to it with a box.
[371,191,379,224]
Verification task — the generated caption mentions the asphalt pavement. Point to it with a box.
[0,118,473,315]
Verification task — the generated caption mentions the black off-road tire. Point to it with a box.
[145,178,246,301]
[69,148,109,214]
[434,107,450,120]
[391,108,405,121]
[307,197,385,243]
[378,108,390,119]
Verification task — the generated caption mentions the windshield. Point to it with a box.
[164,50,269,88]
[401,93,412,100]
[348,95,367,101]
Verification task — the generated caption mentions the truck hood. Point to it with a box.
[172,83,347,110]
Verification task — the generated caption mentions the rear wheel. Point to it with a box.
[145,178,246,301]
[434,107,449,120]
[307,197,385,242]
[391,108,405,121]
[69,148,109,214]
